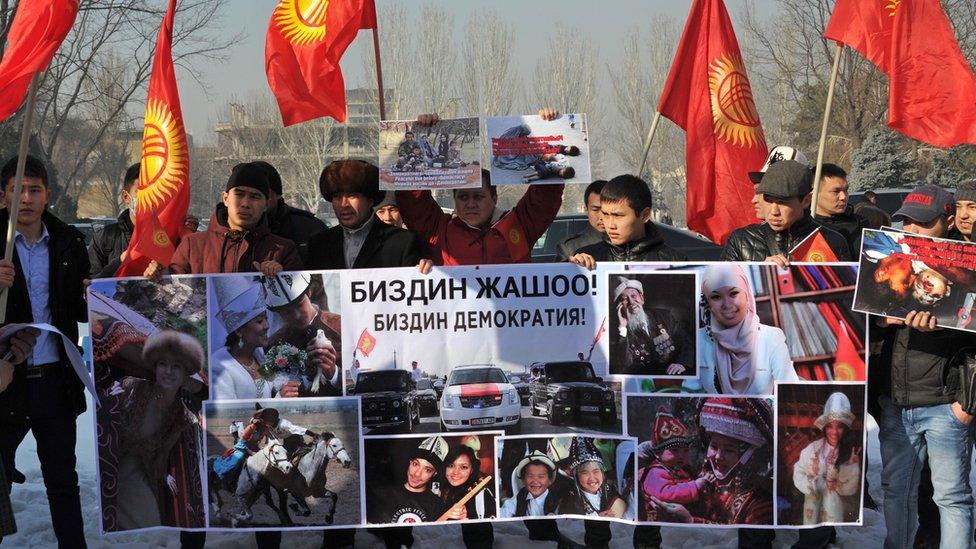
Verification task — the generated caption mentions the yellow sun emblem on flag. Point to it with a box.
[152,229,172,248]
[274,0,330,46]
[708,53,766,149]
[138,99,188,213]
[834,362,855,381]
[884,0,901,16]
[806,251,827,262]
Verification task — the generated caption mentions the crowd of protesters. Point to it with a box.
[0,107,972,549]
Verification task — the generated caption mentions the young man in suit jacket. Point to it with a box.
[306,160,425,270]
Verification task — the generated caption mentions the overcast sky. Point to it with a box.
[177,0,776,144]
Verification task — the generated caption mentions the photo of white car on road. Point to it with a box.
[440,365,522,432]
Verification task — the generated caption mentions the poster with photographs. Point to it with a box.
[486,113,591,185]
[378,117,482,190]
[606,272,697,378]
[203,397,362,530]
[775,383,866,526]
[495,434,635,522]
[625,393,775,527]
[616,263,866,396]
[88,276,208,534]
[854,228,976,332]
[363,432,500,526]
[341,264,622,436]
[207,271,343,400]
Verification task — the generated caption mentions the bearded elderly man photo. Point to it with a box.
[608,277,694,377]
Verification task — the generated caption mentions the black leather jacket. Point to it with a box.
[720,215,851,262]
[576,223,688,262]
[267,198,327,263]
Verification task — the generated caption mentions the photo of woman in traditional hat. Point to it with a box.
[101,330,205,531]
[557,437,628,518]
[778,384,865,526]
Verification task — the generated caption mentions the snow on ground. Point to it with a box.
[4,403,970,547]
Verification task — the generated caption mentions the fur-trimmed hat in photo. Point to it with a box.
[253,406,280,425]
[264,272,311,310]
[411,435,449,471]
[650,406,694,453]
[514,450,556,482]
[814,392,856,430]
[318,159,385,204]
[699,397,772,448]
[568,437,605,472]
[142,330,204,376]
[226,162,271,199]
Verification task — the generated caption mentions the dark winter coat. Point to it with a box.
[0,209,89,421]
[88,210,134,278]
[266,199,328,264]
[575,223,688,262]
[305,217,425,270]
[814,205,869,258]
[720,215,851,262]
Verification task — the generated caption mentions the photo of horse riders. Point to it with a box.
[203,398,362,529]
[364,433,499,526]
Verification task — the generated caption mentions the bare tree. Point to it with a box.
[458,10,523,119]
[606,20,687,225]
[358,2,411,120]
[415,4,458,115]
[0,0,239,220]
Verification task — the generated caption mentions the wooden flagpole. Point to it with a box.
[0,72,42,323]
[372,27,386,120]
[636,111,662,178]
[811,43,844,218]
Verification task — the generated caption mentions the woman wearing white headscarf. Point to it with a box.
[683,264,797,395]
[210,276,276,400]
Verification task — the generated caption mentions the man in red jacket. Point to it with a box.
[395,110,564,266]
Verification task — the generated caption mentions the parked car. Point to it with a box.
[529,361,616,426]
[351,370,420,433]
[415,378,439,416]
[848,188,946,217]
[531,214,722,262]
[440,365,521,431]
[507,373,531,405]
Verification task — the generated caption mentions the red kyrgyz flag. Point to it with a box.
[658,0,767,245]
[789,228,839,262]
[825,0,976,147]
[116,0,189,277]
[0,1,78,121]
[832,321,865,381]
[356,328,377,357]
[265,0,376,126]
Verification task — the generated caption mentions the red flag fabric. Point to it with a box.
[360,0,377,30]
[832,321,865,381]
[0,1,78,121]
[826,0,976,147]
[789,228,839,262]
[657,0,767,245]
[356,328,377,357]
[116,0,189,277]
[265,0,373,126]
